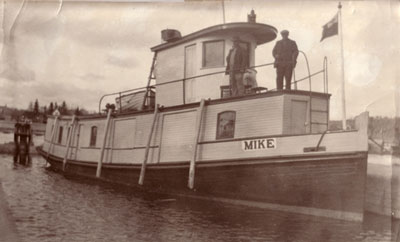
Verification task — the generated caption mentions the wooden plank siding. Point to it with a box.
[160,110,197,162]
[310,96,329,133]
[41,93,365,167]
[282,94,329,135]
[311,96,329,110]
[44,119,53,141]
[200,95,284,142]
[156,82,184,107]
[155,43,185,107]
[155,44,185,85]
[197,130,362,162]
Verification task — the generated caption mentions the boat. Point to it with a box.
[37,11,369,222]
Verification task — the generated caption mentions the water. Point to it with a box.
[0,154,397,242]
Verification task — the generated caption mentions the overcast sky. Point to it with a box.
[0,0,399,119]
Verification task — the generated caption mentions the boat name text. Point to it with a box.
[242,138,276,151]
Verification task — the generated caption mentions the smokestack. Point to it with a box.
[247,9,256,23]
[161,29,182,43]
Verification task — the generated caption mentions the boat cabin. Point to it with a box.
[145,13,329,134]
[151,22,277,106]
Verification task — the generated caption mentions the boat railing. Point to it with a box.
[98,52,328,113]
[289,52,328,93]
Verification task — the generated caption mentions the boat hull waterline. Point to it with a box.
[38,147,367,222]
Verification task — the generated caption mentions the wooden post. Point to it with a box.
[46,116,59,161]
[96,109,112,178]
[62,115,76,171]
[138,105,159,185]
[188,99,206,189]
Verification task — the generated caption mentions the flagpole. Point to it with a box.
[338,2,347,130]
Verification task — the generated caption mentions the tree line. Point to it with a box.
[2,99,90,123]
[27,99,88,116]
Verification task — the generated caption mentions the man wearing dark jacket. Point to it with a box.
[272,30,298,90]
[225,37,248,96]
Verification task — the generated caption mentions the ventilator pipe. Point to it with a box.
[296,51,312,92]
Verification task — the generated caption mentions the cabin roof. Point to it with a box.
[151,22,278,52]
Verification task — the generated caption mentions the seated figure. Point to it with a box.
[243,68,258,93]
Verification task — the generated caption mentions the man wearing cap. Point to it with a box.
[272,30,299,90]
[225,37,248,96]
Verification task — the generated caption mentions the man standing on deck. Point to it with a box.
[272,30,299,90]
[225,37,248,96]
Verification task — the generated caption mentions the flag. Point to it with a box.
[320,14,338,42]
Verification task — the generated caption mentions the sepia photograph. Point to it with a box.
[0,0,399,241]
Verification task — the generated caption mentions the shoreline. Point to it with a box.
[0,121,46,135]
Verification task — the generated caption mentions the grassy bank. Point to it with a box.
[0,121,46,135]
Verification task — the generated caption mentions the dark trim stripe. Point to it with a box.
[78,146,159,150]
[311,109,329,113]
[38,146,366,170]
[199,130,357,145]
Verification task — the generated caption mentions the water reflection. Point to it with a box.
[14,154,31,166]
[0,154,397,242]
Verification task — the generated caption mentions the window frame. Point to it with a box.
[202,40,225,69]
[67,127,71,140]
[216,111,236,140]
[58,126,63,144]
[90,126,97,147]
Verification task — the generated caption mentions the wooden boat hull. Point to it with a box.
[38,147,367,221]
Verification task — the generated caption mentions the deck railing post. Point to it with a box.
[188,99,206,189]
[139,105,159,185]
[96,108,113,178]
[62,115,76,171]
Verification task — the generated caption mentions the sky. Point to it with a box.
[0,0,399,119]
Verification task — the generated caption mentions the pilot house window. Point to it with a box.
[202,40,224,68]
[216,111,236,139]
[90,126,97,147]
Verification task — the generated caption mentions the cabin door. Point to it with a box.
[184,44,196,104]
[160,111,196,162]
[290,100,308,134]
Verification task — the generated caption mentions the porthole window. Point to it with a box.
[90,126,97,147]
[216,111,236,139]
[58,126,63,144]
